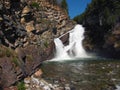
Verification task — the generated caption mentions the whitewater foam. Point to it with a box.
[51,24,92,61]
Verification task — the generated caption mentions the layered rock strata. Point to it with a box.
[0,0,75,88]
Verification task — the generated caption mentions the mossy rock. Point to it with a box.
[26,55,34,61]
[31,2,40,9]
[12,57,19,67]
[0,45,15,57]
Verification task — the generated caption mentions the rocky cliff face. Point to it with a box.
[103,23,120,58]
[83,23,120,58]
[74,0,120,58]
[0,0,75,88]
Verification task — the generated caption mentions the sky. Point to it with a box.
[66,0,91,19]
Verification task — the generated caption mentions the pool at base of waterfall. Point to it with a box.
[41,59,120,90]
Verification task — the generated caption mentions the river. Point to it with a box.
[41,59,120,90]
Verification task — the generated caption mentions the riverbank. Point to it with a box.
[24,69,71,90]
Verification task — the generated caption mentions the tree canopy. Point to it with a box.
[73,0,120,26]
[61,0,68,14]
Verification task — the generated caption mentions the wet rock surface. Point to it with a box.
[24,70,72,90]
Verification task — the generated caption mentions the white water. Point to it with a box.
[116,86,120,90]
[52,24,92,61]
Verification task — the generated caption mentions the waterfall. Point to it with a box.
[52,24,91,61]
[54,38,70,59]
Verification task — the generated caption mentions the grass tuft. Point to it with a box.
[17,81,26,90]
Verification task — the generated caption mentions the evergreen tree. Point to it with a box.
[61,0,68,14]
[74,0,120,26]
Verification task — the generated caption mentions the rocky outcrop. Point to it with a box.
[0,57,17,87]
[0,0,75,88]
[24,73,72,90]
[0,0,75,48]
[83,23,120,58]
[103,23,120,58]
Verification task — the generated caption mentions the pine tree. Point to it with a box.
[61,0,68,14]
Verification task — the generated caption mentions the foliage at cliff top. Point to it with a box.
[74,0,120,26]
[61,0,68,14]
[51,0,68,14]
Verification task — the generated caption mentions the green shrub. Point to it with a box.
[26,55,33,61]
[17,81,26,90]
[44,41,49,48]
[12,57,19,66]
[0,49,5,57]
[31,2,40,9]
[0,46,14,57]
[6,49,12,57]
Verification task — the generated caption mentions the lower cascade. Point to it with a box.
[52,24,92,61]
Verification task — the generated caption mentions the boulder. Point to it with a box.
[34,69,43,77]
[0,17,3,21]
[24,77,31,84]
[59,32,69,46]
[15,47,26,60]
[20,17,25,24]
[0,57,17,87]
[25,21,35,32]
[22,6,30,14]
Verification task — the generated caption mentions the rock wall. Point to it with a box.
[74,0,120,58]
[103,23,120,58]
[0,0,75,88]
